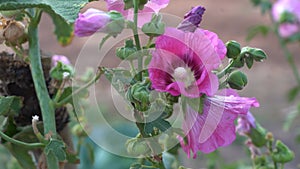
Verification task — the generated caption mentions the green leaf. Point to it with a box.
[287,86,300,102]
[66,150,80,164]
[103,68,132,96]
[0,0,89,45]
[50,61,74,80]
[246,25,270,41]
[4,143,36,169]
[1,116,19,141]
[49,12,74,46]
[245,57,254,69]
[144,114,171,134]
[0,96,23,116]
[44,139,66,161]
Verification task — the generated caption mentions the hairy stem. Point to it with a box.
[0,130,44,148]
[28,9,58,169]
[133,0,143,80]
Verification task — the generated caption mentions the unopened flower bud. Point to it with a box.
[241,47,267,62]
[116,39,137,60]
[51,55,71,67]
[126,80,151,112]
[236,112,256,136]
[126,138,151,156]
[253,155,272,169]
[4,21,25,44]
[142,14,165,37]
[266,132,274,141]
[50,60,74,80]
[272,140,294,163]
[74,8,124,37]
[226,40,241,59]
[177,6,205,32]
[228,70,248,90]
[248,122,267,147]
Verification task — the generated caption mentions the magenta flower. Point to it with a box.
[177,6,206,32]
[105,0,169,27]
[272,0,300,37]
[74,8,111,37]
[51,55,71,67]
[148,28,226,97]
[236,112,256,136]
[178,89,259,158]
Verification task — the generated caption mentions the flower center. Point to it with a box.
[173,67,195,87]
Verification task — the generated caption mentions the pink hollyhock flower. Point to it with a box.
[272,0,300,37]
[177,6,206,32]
[178,89,259,158]
[236,112,256,136]
[74,8,111,37]
[105,0,169,27]
[148,28,226,97]
[51,55,71,67]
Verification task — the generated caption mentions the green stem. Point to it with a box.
[146,36,154,49]
[276,32,300,87]
[55,69,103,107]
[267,139,278,169]
[0,130,44,148]
[217,60,234,78]
[133,0,143,80]
[28,9,59,169]
[53,80,66,103]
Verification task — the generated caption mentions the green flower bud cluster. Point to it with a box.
[126,78,151,112]
[271,140,294,163]
[116,39,137,60]
[50,61,74,80]
[223,41,267,90]
[254,156,274,169]
[226,41,267,69]
[126,138,151,156]
[142,14,165,37]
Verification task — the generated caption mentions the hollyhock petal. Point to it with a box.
[146,0,170,12]
[179,89,259,157]
[74,8,111,37]
[149,28,223,97]
[279,23,299,37]
[202,29,227,60]
[236,112,256,136]
[272,0,300,37]
[51,55,71,67]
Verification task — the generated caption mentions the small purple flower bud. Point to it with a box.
[74,8,111,37]
[177,6,206,32]
[236,112,256,136]
[51,55,71,67]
